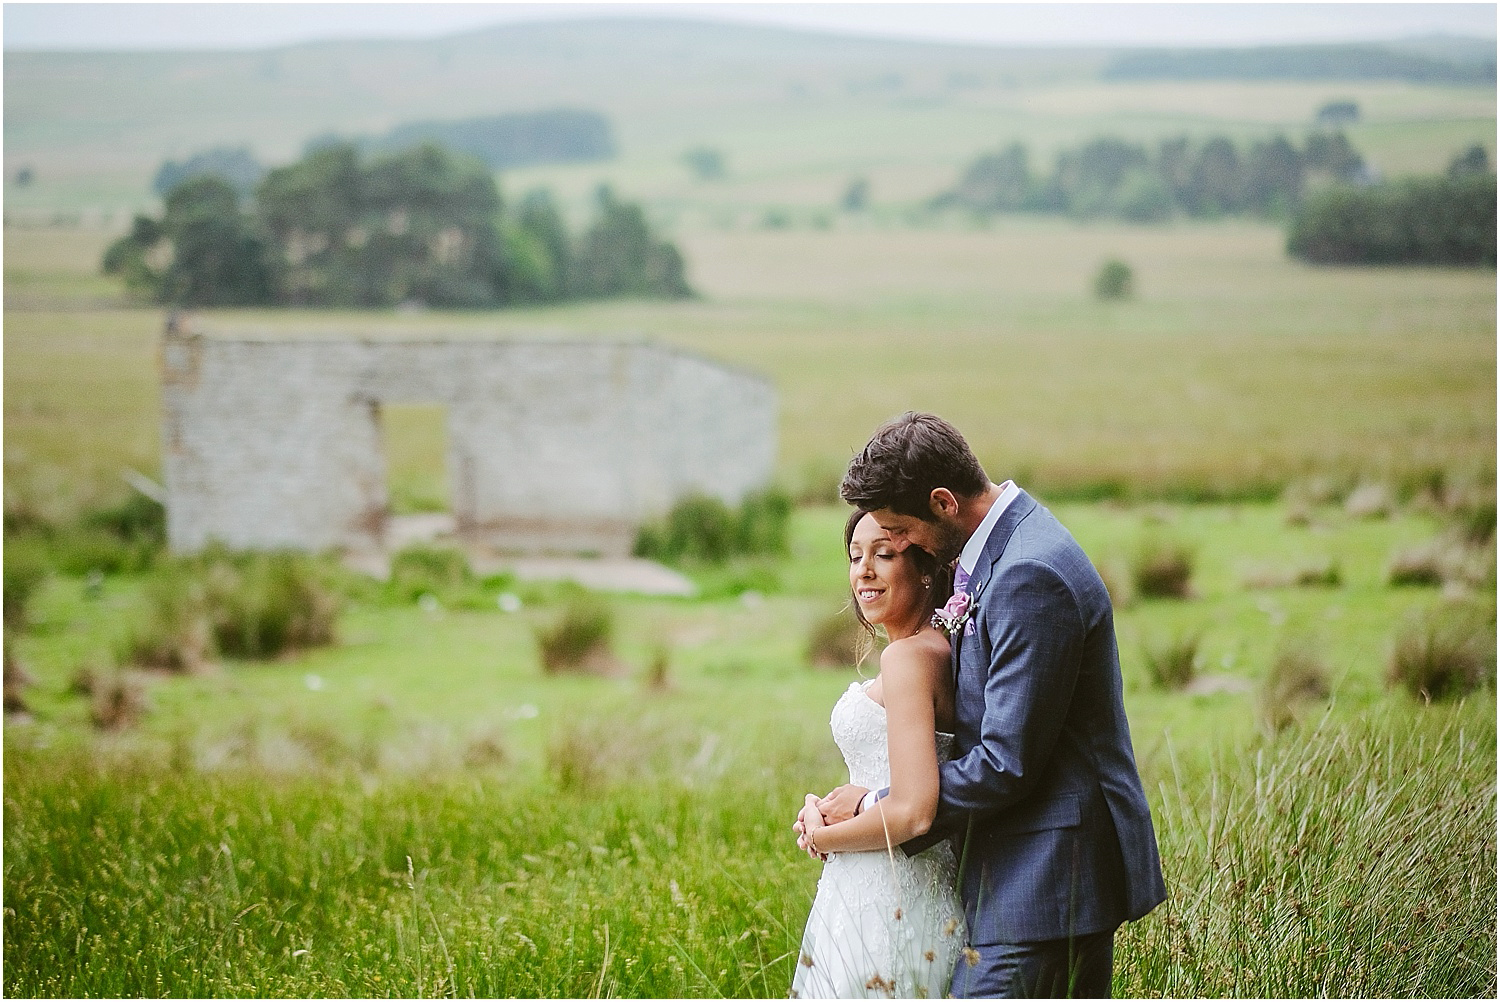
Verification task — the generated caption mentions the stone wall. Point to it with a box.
[160,325,777,556]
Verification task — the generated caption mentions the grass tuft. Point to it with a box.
[1244,557,1342,590]
[1093,258,1133,300]
[1452,490,1497,544]
[122,547,342,670]
[1132,538,1195,599]
[642,644,673,692]
[3,538,49,630]
[634,489,792,564]
[1094,558,1136,609]
[534,592,618,675]
[4,639,33,715]
[1387,544,1447,587]
[386,544,474,604]
[1141,631,1201,690]
[1386,602,1496,702]
[88,670,148,731]
[122,567,214,672]
[1259,635,1332,732]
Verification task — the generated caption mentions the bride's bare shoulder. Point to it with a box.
[880,630,951,678]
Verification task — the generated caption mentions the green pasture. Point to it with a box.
[5,501,1483,759]
[5,497,1496,996]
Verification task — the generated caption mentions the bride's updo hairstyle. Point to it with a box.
[844,509,955,661]
[840,411,988,519]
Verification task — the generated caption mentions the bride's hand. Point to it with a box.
[817,784,870,824]
[798,794,828,861]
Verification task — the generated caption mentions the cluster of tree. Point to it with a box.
[104,142,690,308]
[310,109,614,170]
[936,131,1367,222]
[153,146,265,197]
[1287,146,1496,267]
[1103,44,1495,85]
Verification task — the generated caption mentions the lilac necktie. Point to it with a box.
[954,563,971,595]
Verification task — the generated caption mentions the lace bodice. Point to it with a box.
[831,679,956,790]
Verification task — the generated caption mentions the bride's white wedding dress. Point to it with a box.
[792,679,966,1000]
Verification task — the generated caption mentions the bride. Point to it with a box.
[790,511,966,999]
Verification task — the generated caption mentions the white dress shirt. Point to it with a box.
[957,480,1020,581]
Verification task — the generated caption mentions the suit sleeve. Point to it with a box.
[905,557,1085,850]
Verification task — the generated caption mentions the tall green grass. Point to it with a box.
[1120,703,1495,998]
[5,700,1493,998]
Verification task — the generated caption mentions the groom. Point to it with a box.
[818,412,1166,998]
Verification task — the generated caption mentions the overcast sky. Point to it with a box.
[4,2,1495,51]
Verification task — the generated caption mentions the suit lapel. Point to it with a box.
[954,490,1037,685]
[971,489,1036,600]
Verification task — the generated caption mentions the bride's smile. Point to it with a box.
[848,513,933,638]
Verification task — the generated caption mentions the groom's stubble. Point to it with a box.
[927,514,969,566]
[869,506,970,566]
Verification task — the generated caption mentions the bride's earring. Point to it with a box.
[922,576,932,587]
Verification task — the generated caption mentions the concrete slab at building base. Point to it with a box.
[344,514,697,596]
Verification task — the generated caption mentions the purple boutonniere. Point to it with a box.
[932,590,973,637]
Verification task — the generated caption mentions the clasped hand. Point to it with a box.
[792,784,869,861]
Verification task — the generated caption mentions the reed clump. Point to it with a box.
[634,489,792,564]
[1132,538,1194,599]
[535,592,619,675]
[1386,602,1495,702]
[1142,632,1201,690]
[1259,635,1332,731]
[123,547,342,670]
[385,544,474,604]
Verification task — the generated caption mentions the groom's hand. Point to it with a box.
[817,784,869,824]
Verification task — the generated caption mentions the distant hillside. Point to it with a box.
[351,109,615,169]
[1104,41,1495,84]
[1,17,1103,165]
[3,17,1493,221]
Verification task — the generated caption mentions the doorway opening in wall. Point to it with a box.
[379,401,455,547]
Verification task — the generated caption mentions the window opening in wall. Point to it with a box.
[380,401,452,519]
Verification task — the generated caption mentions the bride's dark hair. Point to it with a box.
[844,508,955,665]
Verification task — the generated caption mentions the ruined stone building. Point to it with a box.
[160,324,777,556]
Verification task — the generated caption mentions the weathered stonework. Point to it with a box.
[161,324,777,556]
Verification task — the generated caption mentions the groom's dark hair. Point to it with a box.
[840,411,988,519]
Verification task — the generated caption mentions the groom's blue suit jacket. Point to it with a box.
[902,490,1166,945]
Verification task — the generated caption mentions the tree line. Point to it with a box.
[1102,44,1495,85]
[1287,146,1496,267]
[936,130,1367,221]
[104,142,690,308]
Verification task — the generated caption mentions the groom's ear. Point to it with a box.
[928,488,959,519]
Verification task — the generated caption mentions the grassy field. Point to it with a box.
[5,264,1498,992]
[5,499,1496,996]
[4,221,1494,511]
[4,22,1496,994]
